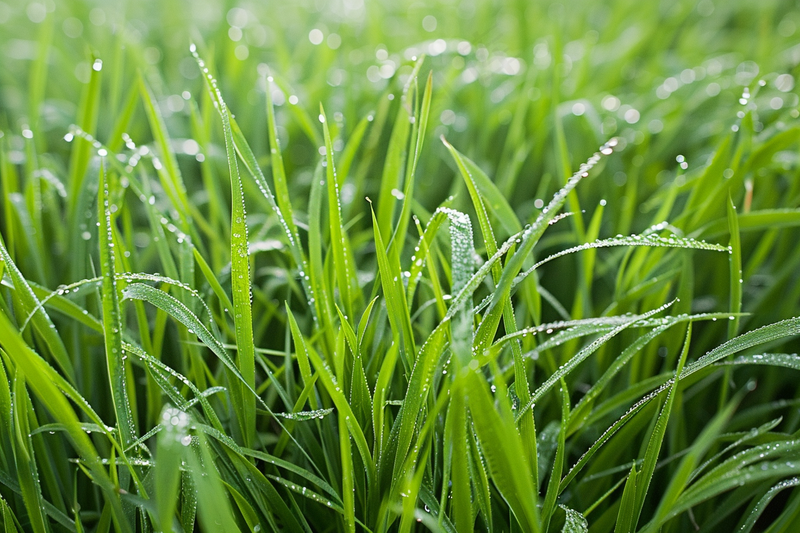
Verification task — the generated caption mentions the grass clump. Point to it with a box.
[1,0,800,531]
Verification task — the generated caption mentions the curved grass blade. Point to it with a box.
[737,477,800,533]
[0,234,74,379]
[561,317,800,492]
[516,300,675,422]
[626,324,692,532]
[512,233,729,292]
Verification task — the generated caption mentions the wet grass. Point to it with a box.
[1,0,800,531]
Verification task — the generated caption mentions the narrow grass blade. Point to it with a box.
[473,140,619,353]
[370,206,416,369]
[738,477,800,533]
[615,462,639,533]
[517,300,675,421]
[11,375,48,533]
[321,104,360,319]
[627,324,692,531]
[98,160,135,447]
[541,382,569,532]
[193,48,256,446]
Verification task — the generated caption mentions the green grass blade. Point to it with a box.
[370,205,416,370]
[737,477,800,533]
[541,382,569,532]
[628,324,692,531]
[517,300,675,421]
[473,140,619,353]
[467,370,540,532]
[614,462,639,533]
[11,375,48,533]
[98,160,135,448]
[321,104,359,320]
[192,49,256,446]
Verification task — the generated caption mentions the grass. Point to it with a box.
[1,0,800,531]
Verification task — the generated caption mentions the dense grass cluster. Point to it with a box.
[2,0,800,531]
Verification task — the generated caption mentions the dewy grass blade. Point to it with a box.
[516,300,675,422]
[376,95,411,243]
[442,137,539,485]
[442,208,474,366]
[560,505,589,533]
[230,90,321,326]
[66,55,101,229]
[98,159,135,448]
[512,233,729,292]
[720,193,743,408]
[467,370,540,532]
[370,205,416,370]
[473,139,619,353]
[562,317,800,493]
[138,75,212,243]
[627,324,692,532]
[390,69,432,256]
[541,382,569,532]
[11,375,48,533]
[121,283,264,413]
[262,75,322,326]
[192,46,256,446]
[737,477,800,533]
[640,391,742,533]
[184,425,240,533]
[321,104,359,320]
